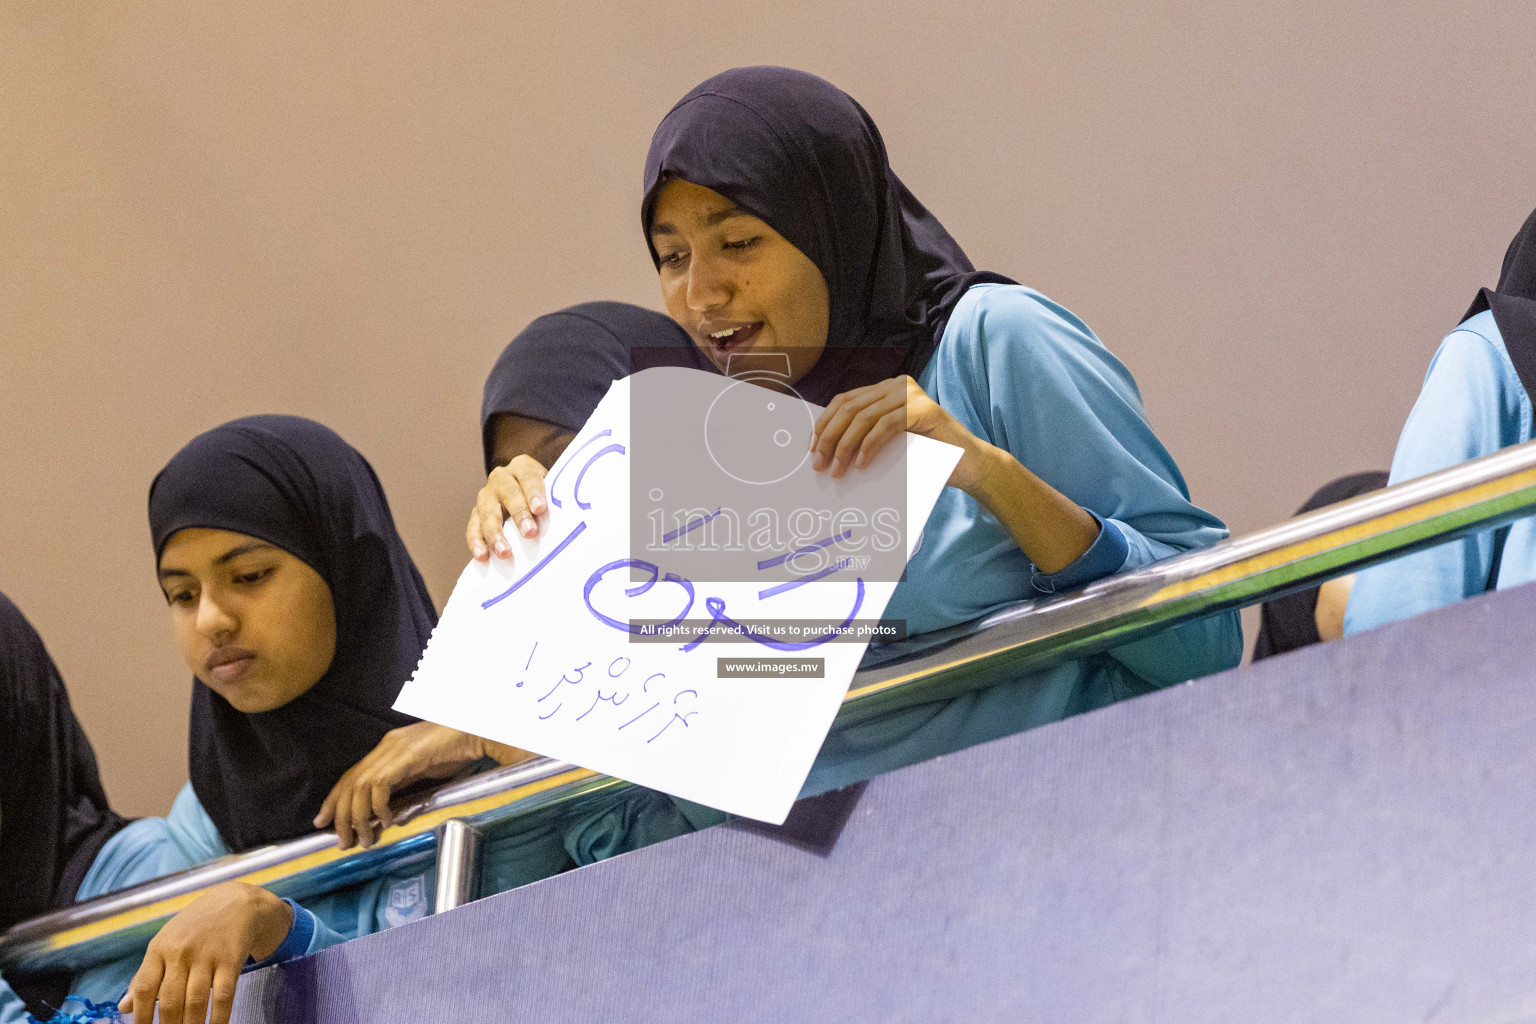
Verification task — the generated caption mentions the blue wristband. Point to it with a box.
[243,899,315,973]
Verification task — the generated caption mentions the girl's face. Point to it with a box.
[158,528,337,713]
[650,178,830,386]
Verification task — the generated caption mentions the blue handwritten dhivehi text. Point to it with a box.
[483,425,869,744]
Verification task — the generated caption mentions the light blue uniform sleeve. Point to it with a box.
[0,977,26,1024]
[938,285,1241,682]
[74,784,228,906]
[162,782,231,865]
[941,287,1229,564]
[1344,324,1529,634]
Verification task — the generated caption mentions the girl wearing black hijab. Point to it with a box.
[1347,206,1536,634]
[1,590,233,1021]
[467,301,715,560]
[0,593,126,938]
[636,66,1241,796]
[0,592,125,1020]
[423,301,858,855]
[333,306,729,869]
[480,300,713,474]
[121,415,554,1024]
[146,414,435,854]
[464,68,1240,816]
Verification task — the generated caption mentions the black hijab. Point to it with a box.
[1251,471,1389,661]
[1463,206,1536,400]
[480,301,714,473]
[148,415,434,852]
[642,66,1014,402]
[0,592,128,930]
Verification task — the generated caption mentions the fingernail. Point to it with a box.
[856,451,869,468]
[832,457,845,477]
[813,452,827,471]
[494,537,510,558]
[519,517,535,537]
[472,543,486,560]
[530,496,545,514]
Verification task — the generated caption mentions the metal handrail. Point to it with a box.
[1,757,625,973]
[9,436,1536,975]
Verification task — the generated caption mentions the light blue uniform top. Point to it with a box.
[1344,310,1532,635]
[804,284,1243,794]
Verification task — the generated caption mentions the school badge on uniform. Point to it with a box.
[384,876,427,927]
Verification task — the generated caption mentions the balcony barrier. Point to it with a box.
[9,436,1536,976]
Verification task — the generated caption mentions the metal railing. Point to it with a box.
[10,436,1536,976]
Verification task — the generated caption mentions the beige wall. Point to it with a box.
[4,2,1535,817]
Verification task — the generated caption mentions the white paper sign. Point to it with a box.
[395,368,960,823]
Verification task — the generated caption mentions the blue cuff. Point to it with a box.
[243,899,315,974]
[1029,511,1130,594]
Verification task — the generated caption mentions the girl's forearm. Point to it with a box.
[959,440,1100,574]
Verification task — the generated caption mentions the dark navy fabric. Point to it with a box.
[0,593,126,931]
[0,593,128,1014]
[149,415,434,852]
[233,579,1536,1024]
